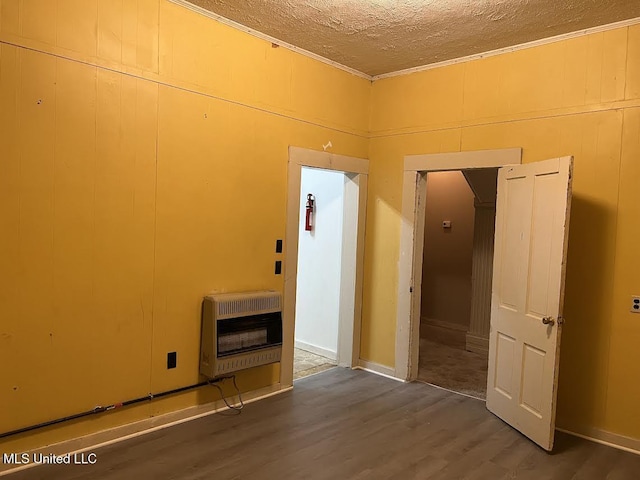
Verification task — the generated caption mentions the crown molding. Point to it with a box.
[373,16,640,81]
[168,3,640,84]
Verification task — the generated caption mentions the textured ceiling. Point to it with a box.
[186,0,640,77]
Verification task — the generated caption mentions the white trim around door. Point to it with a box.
[395,148,522,381]
[282,147,369,387]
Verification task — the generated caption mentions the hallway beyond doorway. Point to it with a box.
[418,337,488,400]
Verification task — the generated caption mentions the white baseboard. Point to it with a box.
[355,359,403,382]
[0,383,291,477]
[294,340,337,361]
[557,426,640,456]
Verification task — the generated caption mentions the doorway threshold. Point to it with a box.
[293,348,337,381]
[414,378,485,402]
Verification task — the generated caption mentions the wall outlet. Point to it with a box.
[632,296,640,314]
[167,351,177,369]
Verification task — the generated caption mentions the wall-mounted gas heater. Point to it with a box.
[199,291,283,378]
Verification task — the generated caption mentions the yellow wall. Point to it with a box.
[0,0,369,452]
[1,0,639,453]
[364,25,640,440]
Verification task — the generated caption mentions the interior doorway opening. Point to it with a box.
[417,168,498,399]
[282,147,369,388]
[398,150,573,450]
[293,167,358,379]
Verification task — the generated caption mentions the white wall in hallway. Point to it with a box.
[295,167,345,359]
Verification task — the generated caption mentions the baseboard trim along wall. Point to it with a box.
[465,333,489,356]
[421,317,468,332]
[557,427,640,456]
[294,340,337,361]
[0,383,292,477]
[355,360,403,382]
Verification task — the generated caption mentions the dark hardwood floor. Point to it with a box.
[8,368,640,479]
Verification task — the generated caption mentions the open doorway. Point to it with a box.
[281,147,368,388]
[397,151,574,450]
[417,169,498,399]
[293,167,353,379]
[394,148,521,383]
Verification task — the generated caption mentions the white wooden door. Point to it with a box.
[486,156,573,451]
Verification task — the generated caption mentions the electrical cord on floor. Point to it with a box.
[208,375,244,414]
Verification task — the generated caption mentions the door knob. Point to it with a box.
[542,316,555,326]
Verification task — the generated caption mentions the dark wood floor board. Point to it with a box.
[231,387,430,479]
[461,459,509,480]
[175,375,397,478]
[216,377,415,477]
[410,395,486,434]
[507,434,597,480]
[352,452,449,480]
[489,435,539,470]
[569,444,624,480]
[437,415,506,462]
[7,368,639,480]
[605,451,640,480]
[427,426,518,480]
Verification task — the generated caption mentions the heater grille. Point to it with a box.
[214,348,281,375]
[214,291,282,319]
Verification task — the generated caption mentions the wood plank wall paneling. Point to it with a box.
[466,203,496,355]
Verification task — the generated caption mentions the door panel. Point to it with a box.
[494,332,516,399]
[499,175,529,310]
[487,157,573,451]
[527,172,563,318]
[521,343,545,417]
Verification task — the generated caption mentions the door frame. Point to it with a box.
[395,148,522,382]
[281,147,369,387]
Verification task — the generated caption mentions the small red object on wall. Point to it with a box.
[305,194,315,231]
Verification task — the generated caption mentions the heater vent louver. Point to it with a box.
[215,293,281,319]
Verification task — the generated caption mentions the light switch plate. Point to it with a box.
[631,296,640,313]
